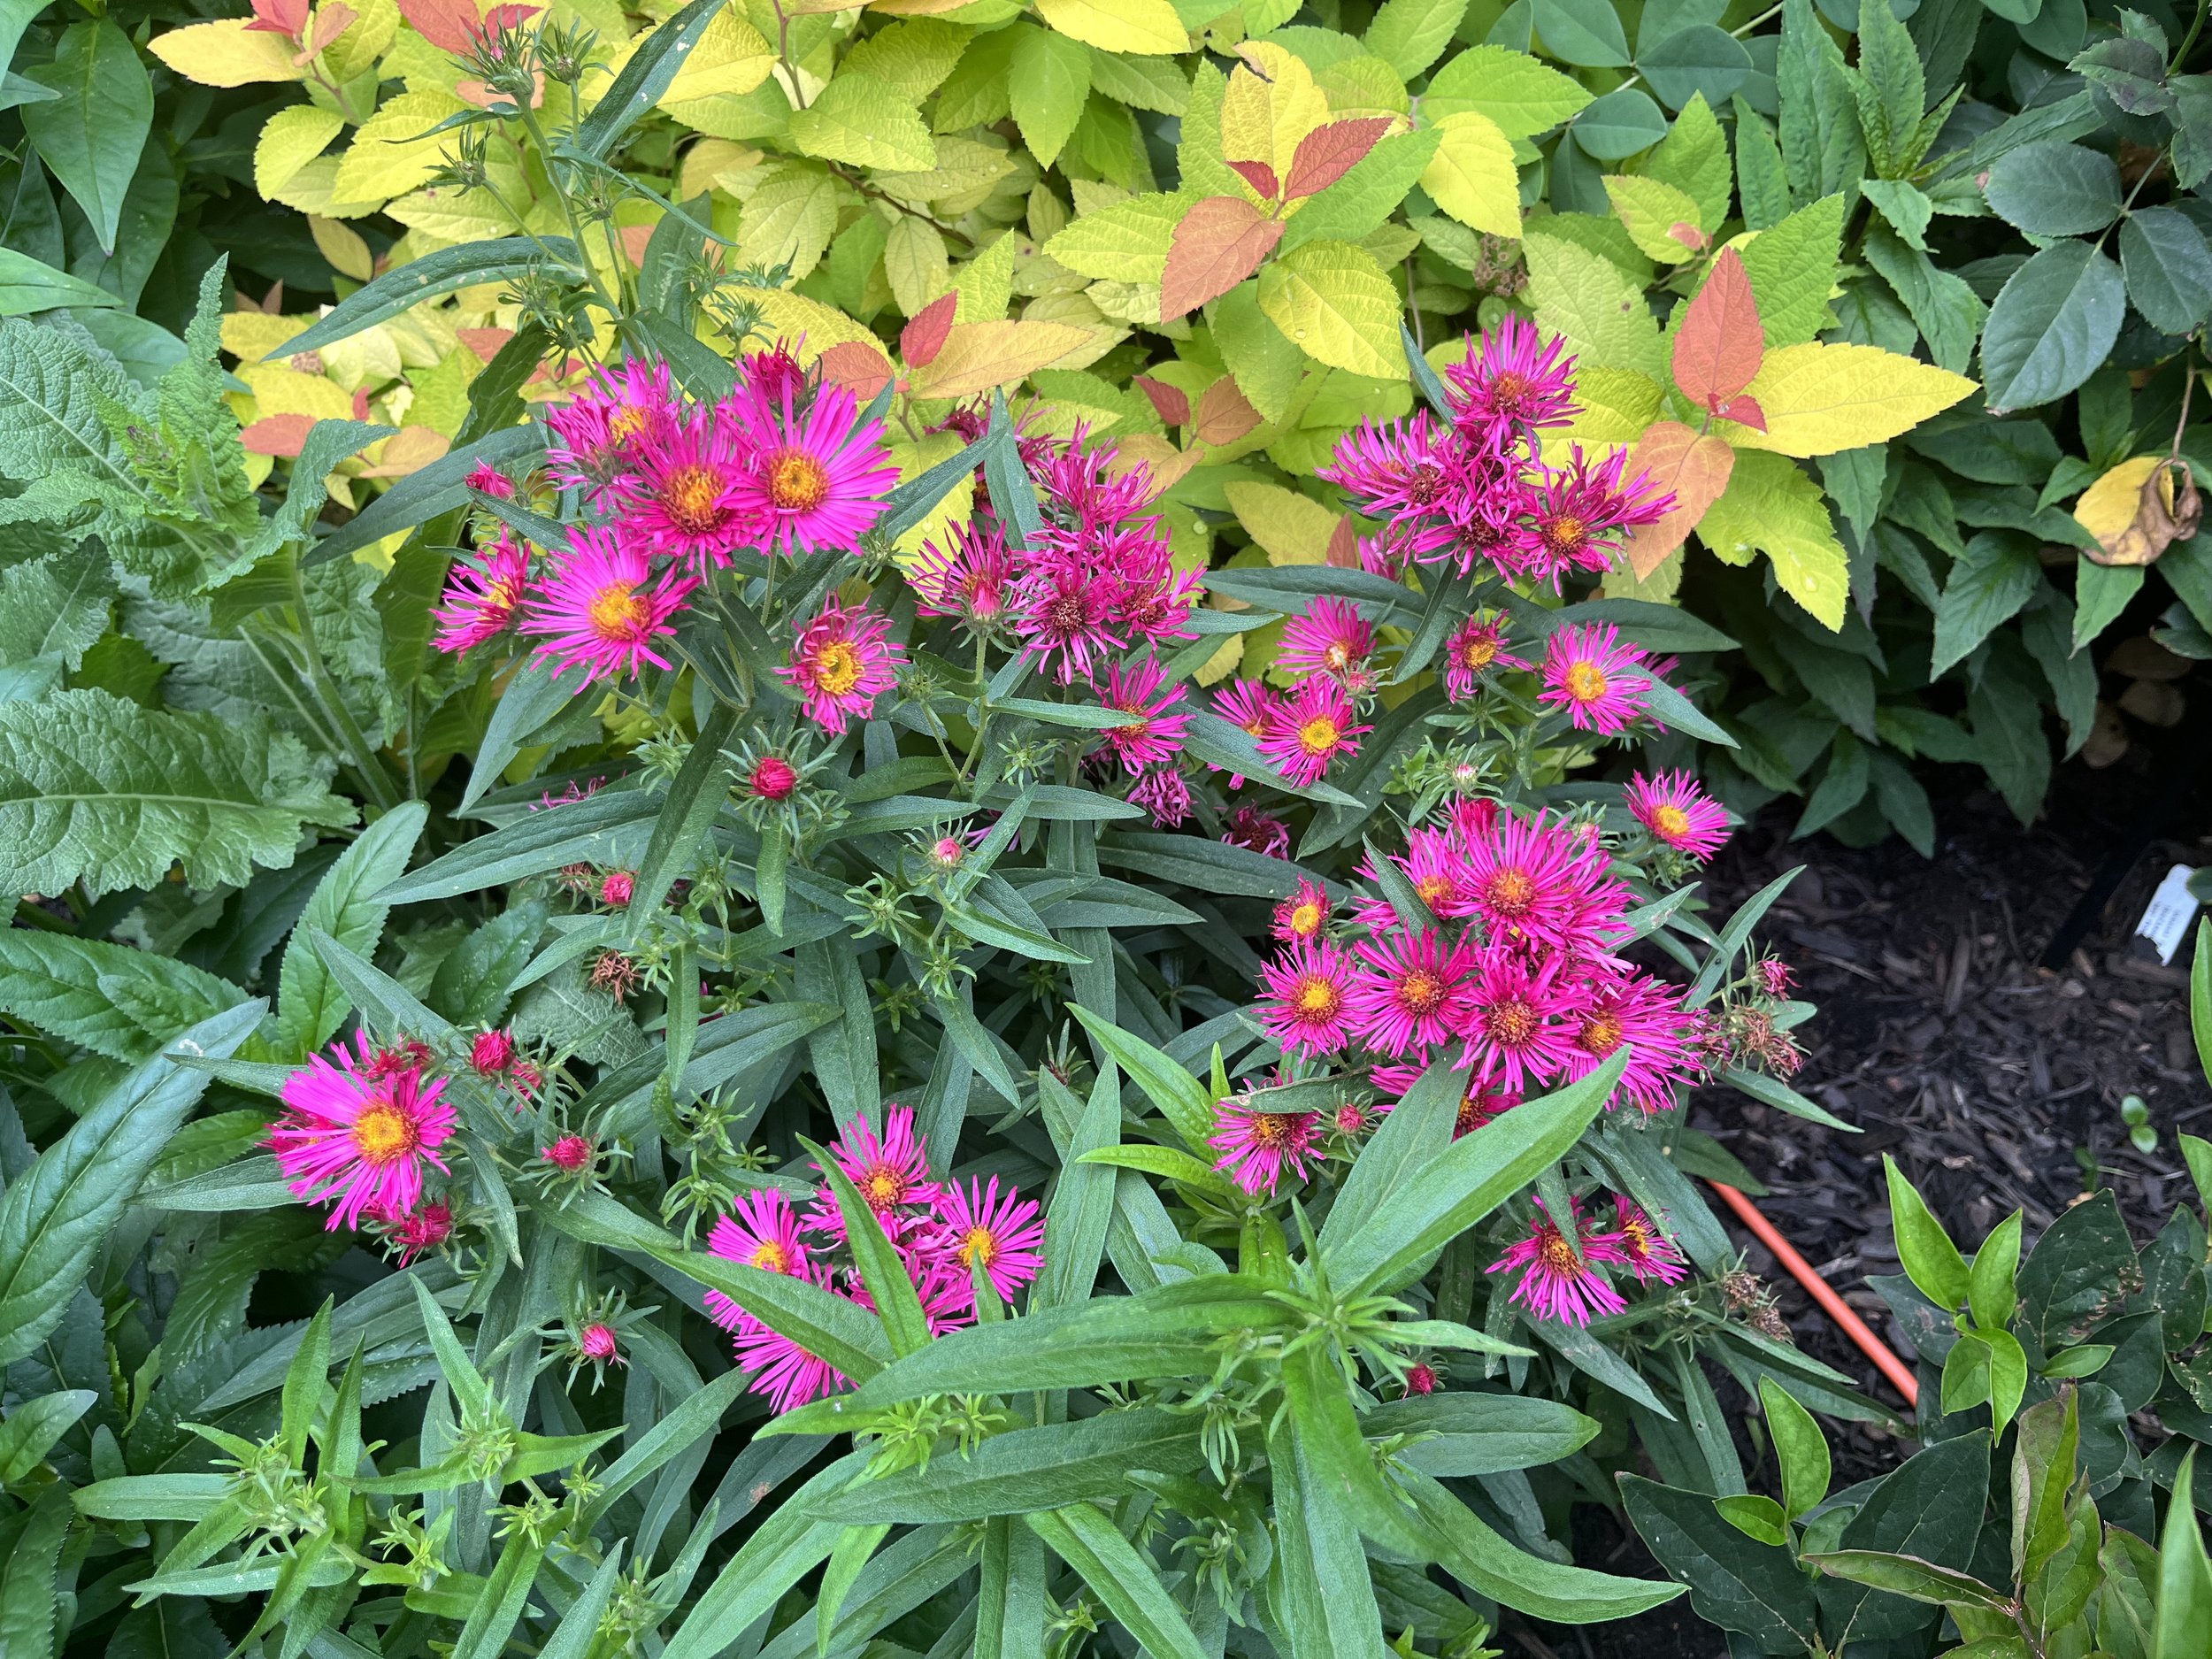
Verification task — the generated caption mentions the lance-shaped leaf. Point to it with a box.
[1286,118,1392,199]
[1617,422,1736,580]
[1161,196,1286,320]
[1672,248,1764,413]
[1026,1503,1210,1659]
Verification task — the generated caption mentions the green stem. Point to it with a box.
[288,563,403,812]
[2177,0,2208,68]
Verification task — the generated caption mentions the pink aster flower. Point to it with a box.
[779,601,905,735]
[1539,623,1654,736]
[730,1264,850,1411]
[1455,1080,1520,1136]
[747,755,799,801]
[1131,765,1191,827]
[1319,415,1465,548]
[600,869,635,908]
[1399,826,1479,921]
[1033,430,1157,527]
[1462,949,1578,1092]
[1271,878,1333,943]
[936,1177,1045,1305]
[805,1105,941,1240]
[704,1188,810,1331]
[433,532,530,653]
[911,520,1015,629]
[1209,1095,1322,1195]
[1445,314,1578,442]
[521,526,696,683]
[1600,1196,1690,1286]
[1459,810,1586,948]
[1757,956,1795,998]
[541,1134,595,1175]
[578,1322,622,1363]
[543,357,678,506]
[1488,1200,1627,1326]
[465,462,516,500]
[1279,596,1378,687]
[726,376,898,557]
[1221,805,1290,858]
[626,407,761,568]
[1625,770,1730,861]
[1209,678,1281,787]
[1402,1361,1440,1396]
[1442,614,1526,702]
[1012,565,1125,686]
[1097,657,1190,774]
[1522,447,1671,583]
[379,1199,454,1265]
[270,1039,456,1232]
[1257,935,1356,1056]
[1349,929,1476,1057]
[1257,676,1369,787]
[1562,971,1694,1114]
[468,1028,517,1077]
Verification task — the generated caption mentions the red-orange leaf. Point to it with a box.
[1194,376,1261,447]
[818,340,896,401]
[1617,422,1736,580]
[901,291,957,368]
[1671,247,1764,412]
[1134,375,1191,426]
[242,413,315,457]
[397,0,486,52]
[1160,196,1285,320]
[1325,512,1360,568]
[1286,118,1392,200]
[1227,159,1281,201]
[1712,393,1766,433]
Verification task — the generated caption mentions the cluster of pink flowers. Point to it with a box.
[1321,316,1670,588]
[268,1026,534,1257]
[704,1106,1044,1411]
[432,345,900,685]
[1489,1195,1688,1326]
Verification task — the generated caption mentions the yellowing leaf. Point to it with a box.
[256,106,347,200]
[331,89,469,206]
[385,186,512,244]
[1522,227,1663,381]
[1224,480,1340,565]
[311,216,375,282]
[1033,0,1187,55]
[235,363,357,425]
[1419,111,1519,237]
[1549,366,1663,446]
[1219,43,1329,186]
[149,19,301,88]
[221,311,312,365]
[735,159,841,279]
[951,230,1018,322]
[1602,173,1706,265]
[1617,422,1735,578]
[1696,450,1848,629]
[1256,239,1405,380]
[729,288,882,360]
[2074,455,2198,566]
[660,9,773,101]
[1045,191,1188,283]
[788,73,936,170]
[910,319,1095,398]
[1724,342,1975,458]
[883,215,950,316]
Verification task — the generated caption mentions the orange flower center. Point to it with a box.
[1416,873,1453,906]
[751,1238,795,1273]
[811,641,863,696]
[1579,1011,1624,1056]
[1622,1217,1655,1254]
[1461,633,1498,669]
[1287,901,1323,935]
[1537,1227,1581,1274]
[1294,973,1341,1019]
[767,449,831,512]
[662,465,726,534]
[588,581,646,641]
[1653,804,1691,839]
[1485,867,1535,917]
[861,1165,906,1210]
[1492,371,1530,406]
[960,1225,999,1268]
[1545,514,1588,556]
[1486,997,1536,1045]
[352,1100,418,1166]
[1248,1111,1300,1147]
[609,405,652,446]
[1565,660,1609,703]
[1297,716,1340,755]
[1397,970,1447,1016]
[1324,641,1355,672]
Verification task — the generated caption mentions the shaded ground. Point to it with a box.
[1522,726,2212,1659]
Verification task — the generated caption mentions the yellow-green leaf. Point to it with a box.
[1724,342,1975,457]
[1695,450,1848,628]
[1735,193,1845,349]
[1420,111,1519,236]
[330,89,468,206]
[1551,366,1663,446]
[1034,0,1188,55]
[1010,23,1092,170]
[735,159,841,280]
[659,8,773,102]
[1220,42,1331,187]
[1256,239,1406,379]
[1522,227,1663,380]
[883,215,951,317]
[255,106,346,200]
[952,230,1018,322]
[1602,174,1705,264]
[1045,191,1189,283]
[1423,44,1591,137]
[149,19,300,87]
[1223,479,1339,564]
[788,73,937,171]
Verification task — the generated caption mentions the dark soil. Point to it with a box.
[1521,731,2212,1659]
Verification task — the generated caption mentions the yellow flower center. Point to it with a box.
[862,1165,905,1210]
[609,405,652,446]
[1492,371,1530,406]
[751,1238,794,1273]
[1565,660,1609,703]
[1485,868,1535,916]
[1486,997,1537,1045]
[1288,901,1322,935]
[811,641,864,697]
[1545,514,1588,557]
[1294,973,1341,1019]
[960,1225,999,1268]
[1397,970,1447,1016]
[1461,634,1498,669]
[587,581,646,641]
[1653,804,1691,839]
[1579,1011,1624,1056]
[662,465,725,534]
[1297,716,1340,755]
[767,449,832,512]
[1416,873,1453,906]
[1538,1228,1581,1273]
[351,1100,418,1166]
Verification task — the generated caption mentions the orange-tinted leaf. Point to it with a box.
[901,291,957,368]
[818,340,897,401]
[242,413,316,457]
[1667,221,1709,253]
[1671,247,1763,412]
[1134,375,1190,426]
[249,0,310,32]
[358,425,452,478]
[396,0,481,50]
[1194,376,1261,447]
[1617,422,1736,579]
[1228,159,1280,200]
[1160,196,1285,320]
[910,319,1094,398]
[618,224,653,268]
[298,3,355,58]
[1286,118,1392,200]
[1108,434,1199,498]
[1713,393,1766,433]
[1325,513,1360,568]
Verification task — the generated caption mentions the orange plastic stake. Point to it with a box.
[1706,1180,1921,1409]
